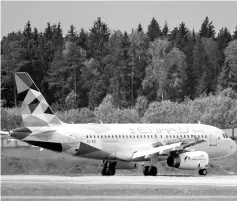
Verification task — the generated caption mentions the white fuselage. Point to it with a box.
[23,123,236,162]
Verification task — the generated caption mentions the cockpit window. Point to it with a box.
[222,133,228,138]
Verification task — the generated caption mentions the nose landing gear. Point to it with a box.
[101,160,117,176]
[199,169,207,176]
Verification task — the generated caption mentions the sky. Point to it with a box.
[1,1,237,38]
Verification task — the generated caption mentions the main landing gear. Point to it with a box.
[199,169,207,176]
[143,166,157,176]
[101,160,117,176]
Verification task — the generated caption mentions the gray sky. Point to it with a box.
[1,1,237,37]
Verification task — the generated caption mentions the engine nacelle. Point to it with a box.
[116,161,139,169]
[167,151,209,170]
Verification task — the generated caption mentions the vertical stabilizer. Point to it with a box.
[15,72,62,127]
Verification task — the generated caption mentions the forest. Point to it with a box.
[1,16,237,129]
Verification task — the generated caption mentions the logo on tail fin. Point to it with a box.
[15,72,62,127]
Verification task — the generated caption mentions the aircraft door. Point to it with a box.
[69,135,77,146]
[210,135,217,146]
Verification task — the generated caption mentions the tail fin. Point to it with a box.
[14,72,62,127]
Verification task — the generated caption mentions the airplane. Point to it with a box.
[1,72,236,176]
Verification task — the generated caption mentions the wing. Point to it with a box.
[132,137,206,160]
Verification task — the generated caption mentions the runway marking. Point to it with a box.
[2,196,237,200]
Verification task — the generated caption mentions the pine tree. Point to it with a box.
[232,25,237,40]
[44,22,53,41]
[137,23,143,32]
[217,27,232,69]
[56,22,64,48]
[67,24,77,42]
[32,27,38,41]
[86,17,111,108]
[175,22,189,52]
[168,27,179,45]
[192,38,213,96]
[23,21,32,39]
[88,17,110,62]
[219,40,237,91]
[146,17,161,41]
[185,29,196,97]
[199,16,215,38]
[77,28,89,50]
[162,21,169,38]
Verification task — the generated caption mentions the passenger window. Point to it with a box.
[126,135,128,138]
[173,135,175,138]
[112,135,113,138]
[205,135,207,138]
[97,135,99,138]
[160,135,162,138]
[130,135,132,138]
[144,135,146,138]
[86,135,88,138]
[150,135,153,138]
[137,135,139,138]
[187,135,189,138]
[108,135,110,138]
[166,135,168,138]
[155,135,157,138]
[105,135,106,138]
[94,135,96,138]
[101,135,103,138]
[133,135,135,138]
[140,135,142,138]
[90,135,92,138]
[115,135,117,138]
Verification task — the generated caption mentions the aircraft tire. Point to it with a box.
[143,166,149,176]
[149,166,157,176]
[109,167,116,176]
[101,167,109,176]
[199,169,207,176]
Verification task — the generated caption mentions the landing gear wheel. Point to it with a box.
[149,166,157,176]
[101,167,109,176]
[143,166,157,176]
[199,169,207,176]
[143,166,149,176]
[101,161,117,176]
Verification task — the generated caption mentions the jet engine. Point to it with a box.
[167,151,209,170]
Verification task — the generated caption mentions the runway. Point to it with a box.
[2,175,237,200]
[2,175,237,186]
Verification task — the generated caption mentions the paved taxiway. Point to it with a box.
[2,175,237,186]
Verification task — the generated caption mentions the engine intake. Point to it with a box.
[167,151,209,170]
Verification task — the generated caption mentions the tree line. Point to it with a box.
[1,16,237,111]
